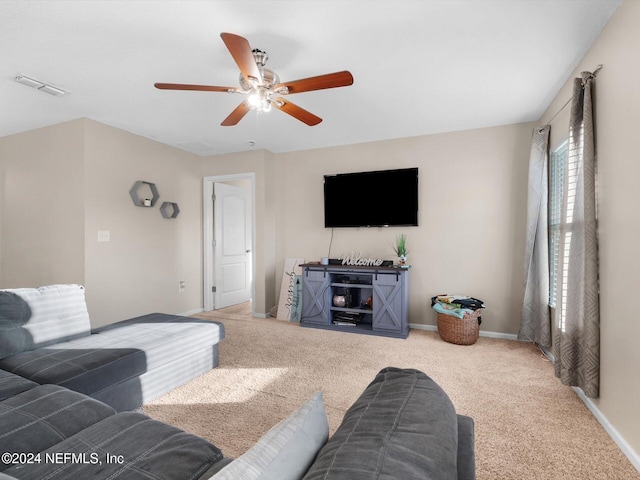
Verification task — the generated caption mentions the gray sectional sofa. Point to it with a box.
[0,368,228,480]
[0,284,224,411]
[0,285,475,479]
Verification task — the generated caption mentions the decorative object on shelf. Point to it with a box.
[340,252,384,267]
[393,234,408,266]
[160,202,180,219]
[333,311,361,326]
[129,181,160,207]
[332,294,346,307]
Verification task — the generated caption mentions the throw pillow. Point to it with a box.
[0,291,31,359]
[209,391,328,480]
[0,285,91,359]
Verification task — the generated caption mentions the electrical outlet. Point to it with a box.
[178,281,185,292]
[98,230,110,242]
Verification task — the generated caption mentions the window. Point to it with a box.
[548,141,567,308]
[548,139,579,330]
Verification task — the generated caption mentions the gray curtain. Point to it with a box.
[519,126,552,347]
[554,72,600,398]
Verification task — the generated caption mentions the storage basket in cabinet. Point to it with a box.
[437,310,481,345]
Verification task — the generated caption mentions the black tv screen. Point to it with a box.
[324,167,418,228]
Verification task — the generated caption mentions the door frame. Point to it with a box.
[203,173,256,315]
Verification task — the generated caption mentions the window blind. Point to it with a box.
[549,141,567,307]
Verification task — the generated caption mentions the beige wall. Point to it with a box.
[0,120,85,288]
[272,124,534,333]
[201,124,533,331]
[83,120,203,326]
[0,119,204,327]
[540,0,640,461]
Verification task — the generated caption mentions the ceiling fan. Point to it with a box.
[155,32,354,127]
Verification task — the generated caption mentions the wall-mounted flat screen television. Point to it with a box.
[324,167,418,228]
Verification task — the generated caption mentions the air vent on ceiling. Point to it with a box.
[15,75,69,96]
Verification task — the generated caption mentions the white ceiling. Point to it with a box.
[0,0,621,156]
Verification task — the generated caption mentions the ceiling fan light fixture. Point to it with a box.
[247,85,274,113]
[239,68,279,91]
[238,48,278,91]
[273,85,289,95]
[155,32,353,126]
[259,67,279,87]
[248,94,272,113]
[248,92,261,108]
[252,49,268,66]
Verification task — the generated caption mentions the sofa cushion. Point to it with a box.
[0,345,147,398]
[4,412,224,480]
[0,368,38,401]
[302,367,459,480]
[0,384,115,471]
[0,314,224,400]
[91,313,225,372]
[210,391,328,480]
[0,285,91,359]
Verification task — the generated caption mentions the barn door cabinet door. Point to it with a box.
[372,271,408,335]
[301,269,331,325]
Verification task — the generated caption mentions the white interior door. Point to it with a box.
[214,182,252,309]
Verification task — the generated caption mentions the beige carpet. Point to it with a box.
[143,304,639,480]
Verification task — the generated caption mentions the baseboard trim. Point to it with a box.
[478,330,519,341]
[408,323,438,332]
[183,306,270,319]
[539,346,640,473]
[409,323,519,341]
[574,387,640,472]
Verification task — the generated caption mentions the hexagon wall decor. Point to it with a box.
[160,202,180,219]
[129,181,160,207]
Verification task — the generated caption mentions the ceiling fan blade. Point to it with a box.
[154,83,239,93]
[220,32,262,85]
[275,71,353,95]
[273,98,322,126]
[221,101,251,126]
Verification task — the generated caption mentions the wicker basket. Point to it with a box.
[437,310,481,345]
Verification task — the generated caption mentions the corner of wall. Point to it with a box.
[262,150,278,312]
